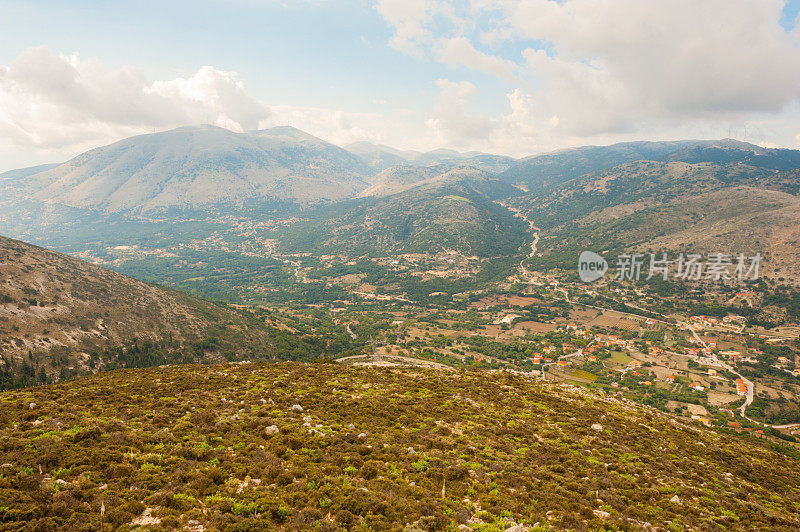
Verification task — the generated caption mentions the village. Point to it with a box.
[54,216,800,447]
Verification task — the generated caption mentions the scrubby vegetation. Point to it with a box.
[277,184,529,259]
[1,363,799,531]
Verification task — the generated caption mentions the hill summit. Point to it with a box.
[0,235,274,388]
[1,363,798,530]
[3,125,372,215]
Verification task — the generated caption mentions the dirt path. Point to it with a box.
[681,321,756,420]
[336,354,454,371]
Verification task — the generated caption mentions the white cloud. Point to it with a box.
[7,0,800,170]
[373,0,461,54]
[425,79,494,147]
[261,105,388,146]
[375,0,800,154]
[507,0,800,121]
[0,46,269,154]
[434,37,518,81]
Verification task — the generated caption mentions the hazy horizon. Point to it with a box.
[3,0,800,171]
[0,122,782,174]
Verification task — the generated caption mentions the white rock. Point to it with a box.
[505,525,525,532]
[264,425,280,436]
[131,507,161,526]
[593,509,610,519]
[357,432,367,440]
[671,495,681,504]
[348,423,355,430]
[291,404,303,413]
[591,423,603,432]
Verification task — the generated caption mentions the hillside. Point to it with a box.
[0,163,60,182]
[511,160,800,279]
[345,141,418,171]
[0,235,276,388]
[278,177,528,258]
[357,164,506,199]
[357,164,441,197]
[346,142,516,173]
[499,139,799,192]
[1,362,798,530]
[1,125,372,216]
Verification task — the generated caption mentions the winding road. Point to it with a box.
[495,201,539,266]
[491,202,797,433]
[681,321,757,420]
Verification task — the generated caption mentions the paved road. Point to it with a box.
[681,321,756,420]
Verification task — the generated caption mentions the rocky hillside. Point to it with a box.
[2,125,372,215]
[513,159,800,279]
[0,235,275,388]
[0,362,798,530]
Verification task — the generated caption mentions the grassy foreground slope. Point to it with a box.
[1,363,799,531]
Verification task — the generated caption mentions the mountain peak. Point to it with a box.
[251,125,324,143]
[3,126,372,215]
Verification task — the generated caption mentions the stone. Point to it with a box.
[264,425,280,436]
[591,423,603,432]
[291,404,303,413]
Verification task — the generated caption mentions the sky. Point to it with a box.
[2,0,800,171]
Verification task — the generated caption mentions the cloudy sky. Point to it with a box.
[2,0,800,171]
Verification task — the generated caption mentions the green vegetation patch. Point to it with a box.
[0,363,798,530]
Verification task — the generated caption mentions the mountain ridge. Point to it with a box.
[0,234,276,388]
[3,125,373,215]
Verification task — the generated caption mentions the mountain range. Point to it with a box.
[2,126,800,280]
[346,141,516,173]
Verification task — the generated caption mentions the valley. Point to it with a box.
[2,129,800,530]
[7,4,800,529]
